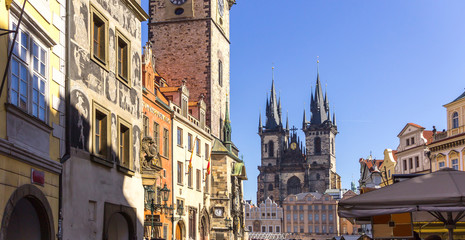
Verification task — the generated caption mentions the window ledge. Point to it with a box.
[177,183,183,186]
[91,154,113,168]
[5,103,52,133]
[117,165,135,176]
[90,57,109,71]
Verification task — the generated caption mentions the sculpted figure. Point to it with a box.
[140,137,161,171]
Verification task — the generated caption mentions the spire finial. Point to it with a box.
[317,56,319,74]
[272,63,275,81]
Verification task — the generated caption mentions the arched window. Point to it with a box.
[218,60,223,86]
[453,112,459,129]
[331,139,334,155]
[268,141,274,157]
[314,137,321,155]
[268,184,273,191]
[287,176,301,195]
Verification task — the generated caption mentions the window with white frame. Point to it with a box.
[452,159,459,170]
[439,161,445,169]
[9,21,48,121]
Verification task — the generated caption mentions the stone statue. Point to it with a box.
[140,137,162,171]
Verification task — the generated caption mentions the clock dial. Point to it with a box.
[170,0,186,5]
[214,208,223,217]
[290,142,297,150]
[218,0,224,17]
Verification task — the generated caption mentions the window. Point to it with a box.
[248,226,252,232]
[176,199,184,215]
[205,172,209,194]
[328,205,333,210]
[299,214,304,221]
[294,226,298,233]
[411,137,415,145]
[143,115,149,137]
[439,162,445,169]
[315,226,319,233]
[264,144,267,152]
[116,32,130,83]
[453,112,459,129]
[188,168,193,188]
[322,225,326,233]
[293,206,297,210]
[93,105,109,159]
[287,226,290,233]
[415,156,419,168]
[276,226,280,233]
[321,205,326,210]
[205,143,209,159]
[293,214,297,221]
[452,159,459,170]
[403,159,407,171]
[286,206,290,211]
[329,226,334,233]
[261,226,266,232]
[188,134,193,151]
[308,205,312,210]
[308,214,313,221]
[90,6,108,65]
[196,138,200,156]
[153,122,159,146]
[163,225,168,240]
[315,213,319,221]
[9,22,48,121]
[163,128,169,157]
[188,208,196,239]
[409,158,413,169]
[314,205,319,210]
[268,141,274,157]
[269,226,273,233]
[322,214,326,221]
[406,138,410,146]
[314,137,321,155]
[268,184,273,191]
[329,214,333,221]
[118,119,131,168]
[196,169,201,191]
[218,60,223,86]
[299,205,303,211]
[308,226,312,233]
[177,161,183,184]
[177,127,183,146]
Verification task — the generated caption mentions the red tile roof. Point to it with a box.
[359,158,384,172]
[423,130,434,145]
[407,122,424,129]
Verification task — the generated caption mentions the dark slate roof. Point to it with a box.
[452,90,465,103]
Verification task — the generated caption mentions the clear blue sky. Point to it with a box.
[141,1,465,203]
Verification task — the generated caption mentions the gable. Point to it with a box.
[397,123,424,137]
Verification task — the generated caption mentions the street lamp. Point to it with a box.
[160,183,170,211]
[145,184,172,240]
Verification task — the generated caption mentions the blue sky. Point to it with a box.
[141,1,465,203]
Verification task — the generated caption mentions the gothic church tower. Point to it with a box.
[303,70,341,193]
[149,0,235,138]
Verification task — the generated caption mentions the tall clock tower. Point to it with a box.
[149,0,235,138]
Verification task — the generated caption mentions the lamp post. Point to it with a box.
[145,184,171,240]
[169,200,183,240]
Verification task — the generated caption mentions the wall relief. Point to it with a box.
[70,89,90,151]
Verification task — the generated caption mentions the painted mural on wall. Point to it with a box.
[111,113,118,162]
[133,126,141,172]
[71,0,89,49]
[119,82,140,119]
[70,89,90,151]
[94,0,141,39]
[132,52,141,89]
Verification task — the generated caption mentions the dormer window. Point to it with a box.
[452,112,459,129]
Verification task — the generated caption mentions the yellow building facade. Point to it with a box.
[430,90,465,172]
[0,0,65,239]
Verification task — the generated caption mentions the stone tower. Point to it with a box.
[303,69,340,193]
[149,0,235,138]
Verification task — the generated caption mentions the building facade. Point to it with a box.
[257,71,340,205]
[149,0,236,138]
[283,192,339,240]
[161,81,214,240]
[394,123,433,174]
[62,0,148,238]
[430,90,465,172]
[141,42,173,239]
[244,197,283,234]
[0,0,65,238]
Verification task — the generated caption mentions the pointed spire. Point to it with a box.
[302,108,307,129]
[286,111,289,131]
[224,95,232,142]
[333,112,336,126]
[310,58,328,125]
[264,68,280,130]
[259,112,263,132]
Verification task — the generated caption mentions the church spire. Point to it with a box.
[302,108,307,129]
[265,67,280,130]
[333,110,337,126]
[310,59,329,126]
[224,96,232,142]
[259,112,263,133]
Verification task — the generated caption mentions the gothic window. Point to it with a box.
[453,112,459,129]
[331,139,334,155]
[218,60,223,86]
[268,141,274,157]
[287,176,301,195]
[268,184,273,191]
[314,137,321,155]
[316,173,320,180]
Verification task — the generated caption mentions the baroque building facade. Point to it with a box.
[257,71,340,205]
[0,0,65,238]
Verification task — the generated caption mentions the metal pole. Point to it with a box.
[151,199,154,240]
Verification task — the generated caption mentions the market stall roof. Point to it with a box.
[339,168,465,218]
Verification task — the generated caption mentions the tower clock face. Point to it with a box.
[170,0,186,5]
[218,0,224,16]
[290,142,297,150]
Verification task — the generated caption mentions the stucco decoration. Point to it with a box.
[71,0,88,48]
[94,0,141,39]
[71,43,90,82]
[132,51,141,89]
[70,89,90,151]
[111,113,118,162]
[106,72,118,103]
[108,28,115,70]
[140,137,162,173]
[133,125,141,172]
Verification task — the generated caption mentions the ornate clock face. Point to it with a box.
[214,207,223,217]
[170,0,186,5]
[290,142,297,150]
[218,0,224,16]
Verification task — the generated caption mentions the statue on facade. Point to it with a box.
[140,137,162,172]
